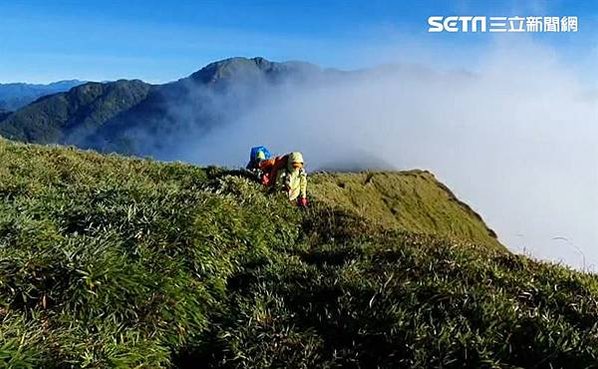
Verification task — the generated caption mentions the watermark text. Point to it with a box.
[428,16,578,33]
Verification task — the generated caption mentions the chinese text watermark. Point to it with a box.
[428,16,578,33]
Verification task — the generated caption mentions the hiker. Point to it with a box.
[258,151,309,207]
[246,146,271,170]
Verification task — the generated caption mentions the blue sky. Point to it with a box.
[0,0,596,83]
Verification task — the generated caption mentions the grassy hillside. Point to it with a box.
[310,171,502,250]
[1,138,597,368]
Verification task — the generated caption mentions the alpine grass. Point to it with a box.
[0,138,597,368]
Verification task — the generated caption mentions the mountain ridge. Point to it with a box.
[0,57,332,156]
[0,79,84,111]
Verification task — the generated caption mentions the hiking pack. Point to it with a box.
[249,146,272,165]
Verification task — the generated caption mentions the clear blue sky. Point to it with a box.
[0,0,595,83]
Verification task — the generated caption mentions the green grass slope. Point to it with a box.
[1,138,597,368]
[310,171,502,250]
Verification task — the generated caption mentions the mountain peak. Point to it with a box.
[189,57,321,84]
[0,56,331,154]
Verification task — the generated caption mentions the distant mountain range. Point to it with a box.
[0,80,84,111]
[0,57,336,156]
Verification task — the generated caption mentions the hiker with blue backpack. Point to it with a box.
[247,146,309,208]
[247,146,272,171]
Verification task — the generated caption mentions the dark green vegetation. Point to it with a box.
[0,58,330,157]
[0,80,83,111]
[0,81,152,147]
[0,110,10,122]
[1,138,597,368]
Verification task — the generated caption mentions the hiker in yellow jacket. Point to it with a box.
[258,151,308,207]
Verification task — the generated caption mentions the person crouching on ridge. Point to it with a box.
[258,151,309,207]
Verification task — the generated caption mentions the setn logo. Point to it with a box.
[428,16,487,32]
[428,15,578,33]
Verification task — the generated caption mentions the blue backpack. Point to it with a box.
[248,146,272,168]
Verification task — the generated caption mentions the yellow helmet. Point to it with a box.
[288,152,304,165]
